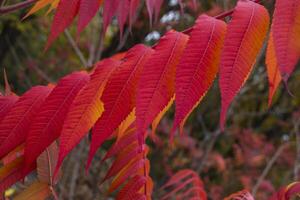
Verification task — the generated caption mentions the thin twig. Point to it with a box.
[197,129,221,173]
[0,0,36,15]
[64,29,88,68]
[293,119,300,180]
[252,142,290,196]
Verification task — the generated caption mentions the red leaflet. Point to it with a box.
[46,0,80,49]
[116,175,147,200]
[103,145,142,182]
[0,86,52,159]
[224,189,254,200]
[54,59,120,178]
[24,71,89,173]
[117,0,130,38]
[272,0,300,82]
[161,169,206,200]
[136,30,188,143]
[109,158,145,193]
[219,1,269,130]
[102,128,137,161]
[77,0,102,35]
[129,0,140,30]
[266,32,281,107]
[103,0,119,35]
[173,15,227,136]
[154,0,163,23]
[146,0,155,26]
[0,95,19,122]
[87,45,153,168]
[152,95,174,137]
[146,0,163,25]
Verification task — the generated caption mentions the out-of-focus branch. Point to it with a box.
[252,142,290,196]
[64,29,88,68]
[197,129,221,173]
[293,119,300,180]
[0,0,36,15]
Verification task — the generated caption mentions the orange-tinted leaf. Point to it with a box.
[87,45,153,168]
[109,158,145,193]
[0,86,52,159]
[14,181,51,200]
[136,30,188,144]
[24,0,55,19]
[24,71,89,172]
[116,175,147,200]
[173,15,226,135]
[117,109,136,139]
[1,144,24,165]
[151,95,174,137]
[266,32,281,107]
[272,0,300,82]
[54,59,119,178]
[0,156,35,194]
[219,1,269,130]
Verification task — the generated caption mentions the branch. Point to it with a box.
[252,142,290,196]
[197,129,221,173]
[0,0,36,15]
[64,29,88,68]
[293,119,300,180]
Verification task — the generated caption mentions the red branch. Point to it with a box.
[0,0,36,15]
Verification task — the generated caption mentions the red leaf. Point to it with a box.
[109,158,145,193]
[146,0,155,26]
[173,15,227,136]
[224,189,254,200]
[129,0,140,30]
[0,95,19,123]
[103,144,143,182]
[219,1,269,130]
[0,86,52,159]
[266,32,281,107]
[46,0,80,49]
[54,59,120,178]
[136,30,188,143]
[154,0,163,23]
[24,71,89,172]
[77,0,101,35]
[116,175,147,200]
[146,0,163,25]
[102,0,119,35]
[161,169,206,200]
[102,127,137,161]
[117,0,130,38]
[272,0,300,82]
[87,45,153,168]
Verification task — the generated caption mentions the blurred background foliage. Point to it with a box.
[1,0,300,199]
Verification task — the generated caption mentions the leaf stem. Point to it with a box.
[0,0,36,15]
